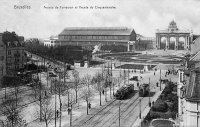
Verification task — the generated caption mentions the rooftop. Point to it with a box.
[156,20,191,34]
[185,68,200,102]
[59,27,135,36]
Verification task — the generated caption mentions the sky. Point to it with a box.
[1,0,200,39]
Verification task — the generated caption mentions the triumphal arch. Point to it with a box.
[156,20,192,50]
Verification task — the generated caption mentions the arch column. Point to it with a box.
[166,35,170,50]
[184,36,188,50]
[158,34,161,49]
[156,34,158,49]
[175,36,179,50]
[127,42,130,52]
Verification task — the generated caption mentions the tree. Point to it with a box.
[92,72,104,106]
[30,75,49,122]
[71,70,81,103]
[1,98,26,127]
[35,97,54,127]
[80,86,94,115]
[81,74,94,115]
[103,69,112,99]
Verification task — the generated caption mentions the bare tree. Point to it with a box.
[71,70,81,103]
[35,97,54,127]
[1,98,26,127]
[92,72,104,106]
[30,76,49,122]
[81,74,94,115]
[103,69,112,99]
[80,86,94,115]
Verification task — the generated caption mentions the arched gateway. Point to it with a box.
[156,20,192,50]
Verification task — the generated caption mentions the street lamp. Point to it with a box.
[139,98,141,119]
[149,77,151,107]
[119,100,120,127]
[55,79,57,127]
[160,69,161,91]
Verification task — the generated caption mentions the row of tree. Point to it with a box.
[0,61,128,127]
[25,41,92,65]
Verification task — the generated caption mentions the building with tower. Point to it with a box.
[156,20,192,50]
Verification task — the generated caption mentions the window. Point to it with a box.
[15,64,19,70]
[1,56,4,61]
[15,58,20,62]
[8,50,11,55]
[7,42,11,46]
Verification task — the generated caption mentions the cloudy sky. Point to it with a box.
[1,0,200,39]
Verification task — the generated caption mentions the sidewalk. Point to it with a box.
[132,85,165,127]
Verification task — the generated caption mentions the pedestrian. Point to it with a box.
[156,82,158,87]
[102,90,104,95]
[137,82,139,87]
[88,102,91,109]
[57,110,59,117]
[68,107,71,115]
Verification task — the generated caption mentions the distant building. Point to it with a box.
[55,27,136,51]
[135,34,155,50]
[0,31,26,85]
[44,36,58,47]
[156,20,192,50]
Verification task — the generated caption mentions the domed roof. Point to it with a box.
[169,20,176,26]
[168,20,178,31]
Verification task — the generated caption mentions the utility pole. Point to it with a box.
[55,78,57,127]
[160,69,161,91]
[128,66,129,85]
[149,77,151,107]
[70,96,72,127]
[139,98,141,119]
[119,100,120,127]
[111,59,114,96]
[124,68,126,86]
[59,71,62,127]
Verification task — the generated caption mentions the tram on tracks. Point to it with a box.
[139,83,149,97]
[114,84,134,100]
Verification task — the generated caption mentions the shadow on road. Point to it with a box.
[123,90,138,100]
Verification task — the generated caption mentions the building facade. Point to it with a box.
[55,27,136,51]
[0,31,26,84]
[136,35,155,50]
[43,36,58,47]
[177,41,200,126]
[156,20,192,50]
[0,33,6,86]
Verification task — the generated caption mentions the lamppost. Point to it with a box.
[119,100,120,127]
[139,98,141,119]
[55,78,57,127]
[160,69,161,91]
[149,77,151,107]
[70,94,73,127]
